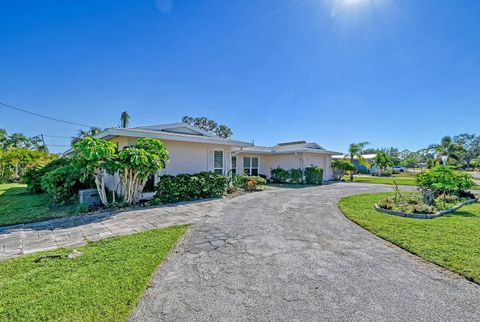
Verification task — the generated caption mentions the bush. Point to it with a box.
[23,158,68,193]
[417,165,474,197]
[233,175,267,190]
[270,167,290,183]
[289,168,303,184]
[270,167,306,184]
[331,160,354,181]
[154,172,227,204]
[304,166,323,185]
[41,163,88,203]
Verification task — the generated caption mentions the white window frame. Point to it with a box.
[213,150,224,174]
[243,156,259,176]
[231,156,237,175]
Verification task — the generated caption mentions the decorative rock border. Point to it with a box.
[374,199,478,219]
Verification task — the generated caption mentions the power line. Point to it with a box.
[0,101,94,128]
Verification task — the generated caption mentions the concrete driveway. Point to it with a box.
[131,183,480,321]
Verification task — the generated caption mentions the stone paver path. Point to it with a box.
[0,199,224,261]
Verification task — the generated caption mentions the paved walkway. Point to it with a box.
[0,199,224,261]
[131,183,480,321]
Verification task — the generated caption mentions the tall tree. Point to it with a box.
[372,151,394,176]
[0,129,7,149]
[71,127,103,146]
[348,142,369,181]
[428,136,464,165]
[7,133,29,148]
[182,116,233,138]
[120,111,130,128]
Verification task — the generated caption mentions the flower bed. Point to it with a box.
[374,198,477,219]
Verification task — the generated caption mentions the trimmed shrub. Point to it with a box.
[233,175,267,190]
[23,158,68,193]
[417,165,474,198]
[304,166,323,185]
[41,163,87,203]
[289,168,303,184]
[270,167,290,183]
[154,172,227,203]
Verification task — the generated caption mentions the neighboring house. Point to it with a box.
[94,123,339,196]
[332,154,378,174]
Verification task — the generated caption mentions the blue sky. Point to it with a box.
[1,0,479,154]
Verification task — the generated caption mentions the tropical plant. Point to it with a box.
[0,148,55,183]
[115,138,169,204]
[331,160,354,181]
[40,162,88,203]
[71,127,103,146]
[347,142,369,181]
[120,111,130,128]
[181,116,233,138]
[428,136,464,165]
[416,165,474,199]
[73,137,117,206]
[23,158,66,193]
[372,151,394,176]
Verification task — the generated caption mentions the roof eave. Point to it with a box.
[95,128,253,147]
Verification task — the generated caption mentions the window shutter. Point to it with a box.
[224,150,231,175]
[207,149,214,172]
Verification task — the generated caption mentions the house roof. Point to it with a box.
[233,141,341,155]
[94,123,253,147]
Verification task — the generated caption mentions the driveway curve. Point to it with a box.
[131,183,480,321]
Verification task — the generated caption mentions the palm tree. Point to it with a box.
[71,127,103,146]
[428,136,464,165]
[120,111,130,128]
[348,142,369,181]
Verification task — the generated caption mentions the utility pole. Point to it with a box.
[40,134,46,150]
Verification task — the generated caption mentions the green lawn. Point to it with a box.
[339,193,480,284]
[344,175,418,186]
[344,175,480,189]
[0,183,78,227]
[0,225,188,321]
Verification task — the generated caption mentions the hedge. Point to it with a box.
[270,166,324,185]
[233,175,267,190]
[153,172,227,203]
[304,166,324,185]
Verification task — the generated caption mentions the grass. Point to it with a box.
[339,192,480,284]
[343,175,480,189]
[0,225,188,321]
[0,183,79,227]
[344,175,418,186]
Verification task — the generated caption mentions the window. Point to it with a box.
[243,157,259,176]
[231,156,237,175]
[213,150,224,174]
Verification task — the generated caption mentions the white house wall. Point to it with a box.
[105,136,233,193]
[234,152,333,180]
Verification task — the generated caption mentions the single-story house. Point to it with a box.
[94,123,340,196]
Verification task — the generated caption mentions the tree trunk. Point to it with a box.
[350,156,354,181]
